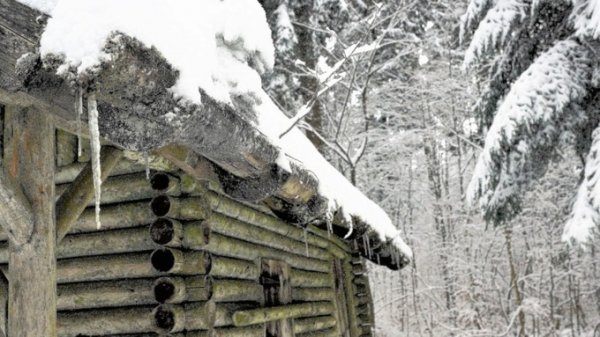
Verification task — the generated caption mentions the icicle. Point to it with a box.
[76,87,83,157]
[376,254,380,265]
[144,151,150,180]
[363,234,372,260]
[87,92,102,229]
[303,227,309,257]
[326,220,332,238]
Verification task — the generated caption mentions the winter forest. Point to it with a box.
[260,0,600,336]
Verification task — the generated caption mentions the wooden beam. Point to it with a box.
[55,146,123,242]
[3,106,57,337]
[0,172,33,244]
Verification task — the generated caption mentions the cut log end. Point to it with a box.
[151,249,175,272]
[154,278,176,303]
[150,172,171,191]
[150,218,176,245]
[151,195,171,217]
[153,305,176,333]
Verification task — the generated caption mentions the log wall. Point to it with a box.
[0,130,375,337]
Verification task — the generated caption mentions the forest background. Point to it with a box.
[259,0,600,336]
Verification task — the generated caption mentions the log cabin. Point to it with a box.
[0,1,412,337]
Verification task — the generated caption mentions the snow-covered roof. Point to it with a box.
[14,0,412,267]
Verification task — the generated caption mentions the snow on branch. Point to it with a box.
[460,0,497,43]
[467,39,592,223]
[463,0,530,69]
[563,125,600,243]
[568,0,600,41]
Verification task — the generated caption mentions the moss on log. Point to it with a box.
[295,328,339,337]
[204,192,333,250]
[56,171,180,208]
[293,315,337,334]
[57,278,156,310]
[211,326,265,337]
[211,279,264,304]
[291,287,335,302]
[55,252,160,283]
[57,306,155,337]
[153,276,211,304]
[290,269,334,288]
[0,226,158,263]
[204,213,330,260]
[205,233,330,273]
[209,255,260,280]
[0,201,161,242]
[232,302,334,327]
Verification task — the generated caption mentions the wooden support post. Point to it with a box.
[56,146,123,241]
[3,107,57,337]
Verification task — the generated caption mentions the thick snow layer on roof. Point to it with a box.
[35,0,274,105]
[18,0,412,260]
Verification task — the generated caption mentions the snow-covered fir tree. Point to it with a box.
[462,0,600,242]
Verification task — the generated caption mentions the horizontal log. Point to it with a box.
[204,213,330,260]
[209,255,260,280]
[153,302,216,333]
[149,218,208,248]
[205,233,330,273]
[55,159,148,184]
[295,328,339,337]
[55,252,159,283]
[65,202,155,235]
[212,326,265,337]
[203,192,336,252]
[232,302,335,327]
[151,196,211,220]
[0,226,157,263]
[57,306,155,337]
[214,303,257,327]
[153,276,211,304]
[211,279,263,304]
[57,278,156,311]
[56,172,179,206]
[290,269,334,288]
[151,219,329,273]
[59,226,157,258]
[0,201,155,242]
[291,287,335,302]
[293,315,337,334]
[151,248,210,275]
